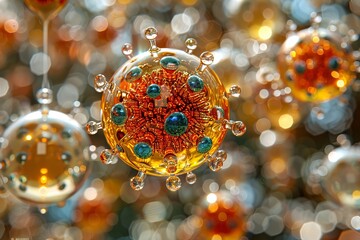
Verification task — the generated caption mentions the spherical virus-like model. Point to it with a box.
[88,27,246,191]
[0,105,90,208]
[278,21,356,103]
[195,191,247,239]
[320,147,360,209]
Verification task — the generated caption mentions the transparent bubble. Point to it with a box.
[185,38,197,50]
[229,85,241,97]
[186,172,196,184]
[130,176,144,191]
[166,176,181,191]
[122,43,133,56]
[200,51,214,65]
[321,147,360,208]
[144,27,157,40]
[36,88,53,105]
[0,110,90,205]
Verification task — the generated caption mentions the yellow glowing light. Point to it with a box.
[40,168,48,174]
[337,79,345,88]
[40,175,48,184]
[208,203,219,213]
[290,51,297,58]
[278,114,294,129]
[40,208,47,214]
[270,158,286,174]
[211,234,222,240]
[25,134,32,141]
[353,190,360,199]
[331,71,340,78]
[312,36,320,43]
[258,26,273,40]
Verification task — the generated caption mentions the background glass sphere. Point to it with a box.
[196,191,247,239]
[0,110,90,206]
[321,147,360,208]
[278,28,355,103]
[101,48,229,176]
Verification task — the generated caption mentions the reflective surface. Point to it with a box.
[196,191,247,239]
[278,28,355,102]
[321,147,360,208]
[0,110,90,205]
[102,48,229,176]
[24,0,68,21]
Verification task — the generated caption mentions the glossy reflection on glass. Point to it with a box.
[321,147,360,209]
[0,110,90,206]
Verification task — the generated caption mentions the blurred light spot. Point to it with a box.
[300,222,322,240]
[120,182,140,203]
[260,130,276,147]
[209,182,219,193]
[143,201,166,223]
[258,26,272,40]
[255,118,271,133]
[270,158,286,174]
[211,234,222,240]
[259,89,269,99]
[0,78,9,97]
[57,84,79,109]
[84,187,97,201]
[171,13,192,34]
[279,114,294,129]
[90,100,101,121]
[315,210,337,233]
[207,193,217,203]
[351,216,360,230]
[263,215,284,236]
[86,52,107,74]
[4,19,18,33]
[328,151,341,163]
[30,53,51,76]
[92,15,108,32]
[336,79,345,88]
[84,0,109,12]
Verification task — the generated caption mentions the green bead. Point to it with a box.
[197,136,212,153]
[165,112,188,136]
[160,56,180,71]
[147,84,161,98]
[125,66,142,82]
[187,75,204,92]
[134,142,152,159]
[111,103,127,125]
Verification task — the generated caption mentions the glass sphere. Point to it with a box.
[101,48,229,177]
[0,110,90,206]
[196,191,247,239]
[278,28,355,103]
[321,147,360,208]
[24,0,68,21]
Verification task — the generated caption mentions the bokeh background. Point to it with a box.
[0,0,360,239]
